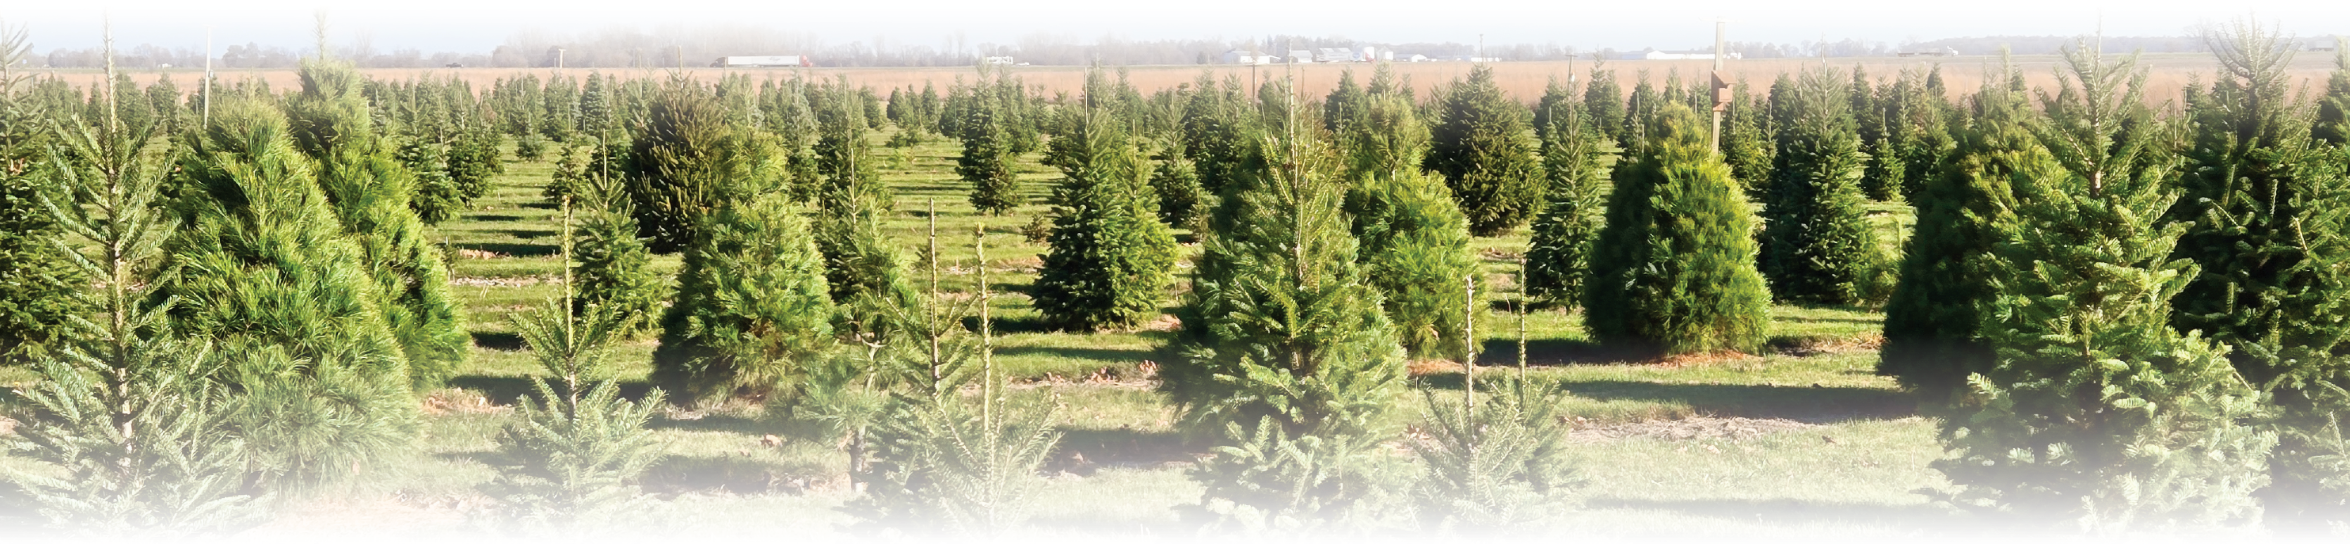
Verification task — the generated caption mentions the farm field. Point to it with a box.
[1,129,1971,539]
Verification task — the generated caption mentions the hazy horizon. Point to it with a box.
[11,0,2350,57]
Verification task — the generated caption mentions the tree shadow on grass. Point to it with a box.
[471,332,525,351]
[1476,337,1654,366]
[642,454,825,496]
[1558,380,1912,422]
[453,242,557,258]
[994,345,1161,365]
[1586,497,1966,534]
[1046,427,1195,474]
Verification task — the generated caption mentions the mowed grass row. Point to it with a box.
[6,126,1951,537]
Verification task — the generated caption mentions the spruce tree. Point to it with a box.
[1761,66,1883,306]
[812,79,917,335]
[565,172,667,336]
[1524,78,1610,307]
[651,191,835,402]
[1583,63,1628,148]
[1932,43,2273,531]
[1425,65,1544,236]
[2319,39,2350,147]
[624,80,787,253]
[1031,107,1179,332]
[1878,63,2032,399]
[1168,97,1407,529]
[1583,104,1772,355]
[1721,79,1776,194]
[1147,140,1205,229]
[6,44,266,533]
[0,27,81,360]
[1340,88,1477,359]
[2166,21,2350,525]
[1180,72,1261,197]
[959,69,1023,215]
[283,59,470,385]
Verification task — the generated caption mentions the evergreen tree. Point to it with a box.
[1878,62,2033,399]
[0,27,81,360]
[1524,78,1610,307]
[2167,21,2350,525]
[1147,140,1205,229]
[1168,104,1407,530]
[1031,107,1179,332]
[1583,104,1772,355]
[625,81,787,253]
[1761,66,1883,306]
[2319,39,2350,147]
[1425,65,1544,236]
[283,59,470,385]
[565,171,667,336]
[812,79,917,335]
[959,68,1023,215]
[1583,63,1628,148]
[5,47,267,533]
[1721,79,1776,194]
[170,97,420,490]
[1180,72,1261,197]
[1340,88,1477,359]
[651,191,834,402]
[1932,43,2273,531]
[482,201,666,533]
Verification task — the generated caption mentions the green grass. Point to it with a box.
[6,127,1956,537]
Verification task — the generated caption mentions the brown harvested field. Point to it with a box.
[52,52,2348,106]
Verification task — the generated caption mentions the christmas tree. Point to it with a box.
[1583,103,1772,355]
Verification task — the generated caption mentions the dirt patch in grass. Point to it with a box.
[451,276,550,287]
[1771,334,1885,357]
[421,389,511,416]
[1570,416,1816,442]
[1652,351,1761,368]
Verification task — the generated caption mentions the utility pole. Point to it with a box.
[1710,19,1729,155]
[557,47,565,70]
[203,27,212,127]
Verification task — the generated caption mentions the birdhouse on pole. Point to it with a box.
[1712,73,1732,112]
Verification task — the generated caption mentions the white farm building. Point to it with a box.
[712,55,812,68]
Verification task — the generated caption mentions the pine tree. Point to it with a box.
[1583,104,1772,355]
[1878,62,2032,399]
[1180,72,1261,197]
[1168,96,1407,530]
[1721,79,1776,194]
[1339,87,1477,359]
[1031,107,1179,332]
[1524,78,1610,307]
[4,40,267,533]
[281,59,470,386]
[1147,140,1205,228]
[1583,63,1629,148]
[1411,280,1578,533]
[1931,43,2273,531]
[565,172,667,336]
[2319,39,2350,147]
[959,68,1023,215]
[1761,66,1883,306]
[651,191,834,402]
[0,26,81,361]
[2166,21,2350,526]
[172,97,420,491]
[1425,65,1544,236]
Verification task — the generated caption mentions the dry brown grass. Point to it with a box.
[66,52,2343,108]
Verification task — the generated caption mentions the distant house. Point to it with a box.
[1288,50,1316,63]
[1223,50,1277,64]
[981,56,1016,65]
[712,55,812,68]
[1400,54,1430,63]
[1314,47,1359,62]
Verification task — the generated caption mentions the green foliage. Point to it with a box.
[1583,104,1773,355]
[1147,141,1206,229]
[2319,39,2350,147]
[482,300,668,534]
[1721,80,1776,194]
[1180,72,1263,196]
[1410,377,1578,534]
[566,176,667,336]
[1336,79,1475,358]
[1582,64,1629,148]
[813,80,918,336]
[1878,65,2031,399]
[287,59,470,385]
[1932,45,2274,531]
[2168,21,2350,524]
[625,81,786,253]
[1761,66,1884,306]
[1524,79,1610,307]
[0,27,81,360]
[652,193,835,402]
[514,133,550,161]
[1031,107,1179,332]
[957,70,1023,215]
[4,75,267,535]
[1168,113,1408,530]
[1424,65,1543,236]
[849,223,1060,536]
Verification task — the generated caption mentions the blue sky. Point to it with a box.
[12,0,2349,53]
